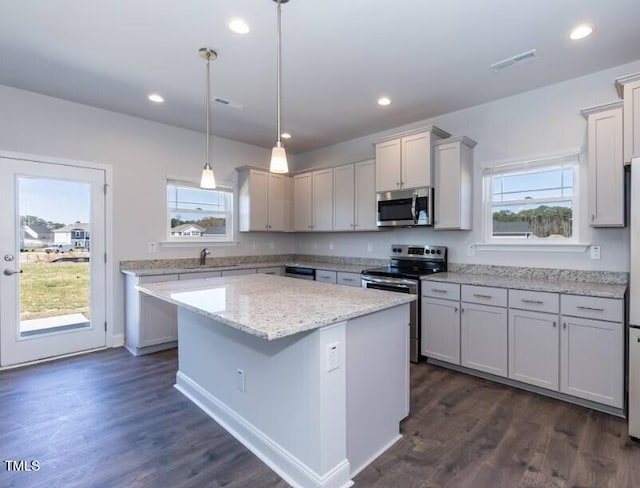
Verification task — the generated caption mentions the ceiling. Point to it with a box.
[1,0,639,154]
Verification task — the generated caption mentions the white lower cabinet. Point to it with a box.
[560,315,623,408]
[315,270,337,283]
[421,296,460,365]
[508,308,559,390]
[461,302,507,377]
[257,266,283,276]
[337,271,360,287]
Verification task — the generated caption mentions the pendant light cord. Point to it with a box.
[206,53,211,168]
[276,0,282,146]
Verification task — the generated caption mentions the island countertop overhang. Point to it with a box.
[136,274,415,341]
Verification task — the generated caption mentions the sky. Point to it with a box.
[19,177,90,225]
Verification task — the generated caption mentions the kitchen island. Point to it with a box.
[137,274,414,488]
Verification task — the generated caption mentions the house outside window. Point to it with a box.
[483,154,579,243]
[167,179,234,242]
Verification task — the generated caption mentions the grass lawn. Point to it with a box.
[20,262,90,321]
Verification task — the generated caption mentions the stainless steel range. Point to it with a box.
[361,244,447,363]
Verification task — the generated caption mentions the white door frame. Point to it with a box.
[0,149,116,356]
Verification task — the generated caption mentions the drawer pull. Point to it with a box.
[431,288,448,293]
[521,299,543,305]
[553,321,556,328]
[577,306,604,312]
[342,278,355,282]
[473,293,492,299]
[563,322,567,329]
[454,306,458,313]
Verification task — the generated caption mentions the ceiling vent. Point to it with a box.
[490,49,538,72]
[212,96,245,110]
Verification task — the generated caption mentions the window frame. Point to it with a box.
[482,153,581,245]
[165,177,235,244]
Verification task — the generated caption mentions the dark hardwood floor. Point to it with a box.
[1,348,639,488]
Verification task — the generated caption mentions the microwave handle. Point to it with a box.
[411,192,417,224]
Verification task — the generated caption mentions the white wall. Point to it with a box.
[0,85,295,339]
[293,59,640,272]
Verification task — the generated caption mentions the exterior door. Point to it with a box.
[0,157,106,366]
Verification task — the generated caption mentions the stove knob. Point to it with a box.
[436,249,442,255]
[430,249,435,254]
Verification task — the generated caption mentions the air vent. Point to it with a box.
[490,49,538,72]
[212,96,245,110]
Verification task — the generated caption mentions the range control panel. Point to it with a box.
[390,244,447,260]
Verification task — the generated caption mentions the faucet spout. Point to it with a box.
[199,248,211,265]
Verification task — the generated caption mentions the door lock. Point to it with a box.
[4,254,14,262]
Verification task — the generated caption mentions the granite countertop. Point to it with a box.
[137,274,414,340]
[422,272,627,299]
[122,261,368,277]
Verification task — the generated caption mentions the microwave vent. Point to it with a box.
[490,49,538,72]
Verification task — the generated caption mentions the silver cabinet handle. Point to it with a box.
[522,299,543,304]
[563,322,567,329]
[431,288,448,294]
[3,269,22,276]
[553,321,556,328]
[577,306,604,312]
[461,307,464,313]
[473,293,492,299]
[454,306,458,313]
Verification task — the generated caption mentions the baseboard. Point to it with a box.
[108,333,125,348]
[175,371,353,488]
[349,433,402,478]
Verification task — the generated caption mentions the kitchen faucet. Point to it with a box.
[200,248,211,265]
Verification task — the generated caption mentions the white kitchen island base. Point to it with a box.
[174,304,409,488]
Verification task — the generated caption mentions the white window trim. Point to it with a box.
[479,151,589,251]
[165,176,236,245]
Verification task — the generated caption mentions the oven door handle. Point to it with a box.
[362,276,416,288]
[411,192,417,224]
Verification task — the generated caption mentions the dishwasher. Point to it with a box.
[284,266,315,280]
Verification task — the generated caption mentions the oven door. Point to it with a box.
[376,187,433,227]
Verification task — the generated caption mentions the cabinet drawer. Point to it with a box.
[179,271,222,280]
[422,281,460,300]
[221,268,257,277]
[257,267,283,276]
[561,295,623,323]
[509,289,559,313]
[316,270,337,283]
[461,285,507,307]
[337,272,360,287]
[139,274,179,284]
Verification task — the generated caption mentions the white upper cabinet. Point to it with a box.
[238,168,290,232]
[294,169,334,231]
[433,136,476,230]
[374,126,450,192]
[293,172,313,231]
[581,102,624,227]
[615,72,640,163]
[333,159,377,231]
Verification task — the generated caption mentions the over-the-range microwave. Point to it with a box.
[376,187,434,227]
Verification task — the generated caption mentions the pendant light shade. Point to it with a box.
[270,0,289,174]
[199,48,218,189]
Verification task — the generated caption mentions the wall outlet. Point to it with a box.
[148,242,157,253]
[236,369,245,392]
[329,241,334,251]
[313,242,318,250]
[367,242,373,253]
[326,343,340,372]
[590,245,601,260]
[269,241,275,250]
[467,244,475,257]
[252,241,258,251]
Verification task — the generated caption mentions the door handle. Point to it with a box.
[3,269,22,276]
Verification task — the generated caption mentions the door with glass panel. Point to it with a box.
[0,157,106,366]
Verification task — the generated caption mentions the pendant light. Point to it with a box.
[199,47,217,189]
[270,0,289,174]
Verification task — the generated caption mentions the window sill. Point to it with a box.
[159,240,239,248]
[474,242,590,253]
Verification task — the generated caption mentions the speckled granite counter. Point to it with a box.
[423,272,627,299]
[137,273,414,340]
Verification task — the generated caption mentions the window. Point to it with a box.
[167,179,233,242]
[483,155,579,242]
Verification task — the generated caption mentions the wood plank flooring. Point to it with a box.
[1,348,639,488]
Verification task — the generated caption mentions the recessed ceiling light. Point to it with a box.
[377,97,391,106]
[229,18,250,34]
[148,93,164,103]
[570,24,593,40]
[281,132,292,139]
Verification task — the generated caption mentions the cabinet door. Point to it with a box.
[401,132,430,189]
[508,309,559,390]
[560,315,623,408]
[221,268,257,277]
[140,294,177,346]
[249,170,269,231]
[312,169,334,231]
[267,173,288,231]
[178,271,222,280]
[354,159,377,230]
[315,270,337,283]
[588,107,624,227]
[460,302,507,377]
[333,164,355,231]
[293,173,313,231]
[375,139,401,192]
[337,272,360,287]
[434,141,462,229]
[622,78,640,164]
[421,297,460,365]
[257,267,283,276]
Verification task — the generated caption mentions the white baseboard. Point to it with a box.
[349,433,402,478]
[108,333,124,347]
[175,371,353,488]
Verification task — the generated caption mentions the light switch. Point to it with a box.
[148,242,157,253]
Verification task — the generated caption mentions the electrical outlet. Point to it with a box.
[329,241,334,251]
[467,244,475,257]
[148,242,157,253]
[269,241,275,250]
[326,343,340,372]
[313,242,318,250]
[590,245,601,260]
[252,241,258,251]
[236,369,245,392]
[367,242,373,253]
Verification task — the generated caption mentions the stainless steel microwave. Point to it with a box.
[376,187,433,227]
